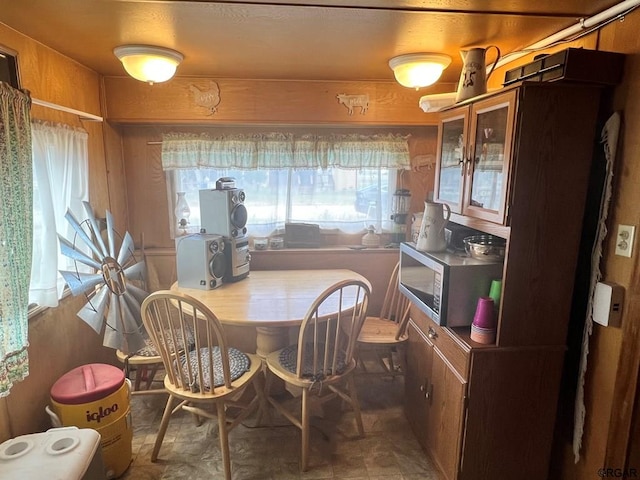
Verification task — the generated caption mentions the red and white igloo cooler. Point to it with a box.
[47,363,132,479]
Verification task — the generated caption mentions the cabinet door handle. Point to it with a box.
[420,377,429,398]
[467,143,474,175]
[426,383,434,402]
[459,146,466,175]
[427,327,438,340]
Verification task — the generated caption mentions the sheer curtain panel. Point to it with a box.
[0,82,32,397]
[30,121,89,307]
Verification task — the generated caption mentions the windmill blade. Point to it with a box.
[117,297,144,353]
[120,296,146,353]
[123,330,146,354]
[123,261,146,281]
[105,210,116,258]
[123,290,144,327]
[116,231,135,266]
[126,282,149,304]
[82,201,108,257]
[104,293,124,350]
[103,327,122,351]
[58,236,102,270]
[77,286,109,334]
[64,209,104,259]
[59,270,105,296]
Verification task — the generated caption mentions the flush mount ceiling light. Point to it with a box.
[389,53,452,90]
[114,45,184,84]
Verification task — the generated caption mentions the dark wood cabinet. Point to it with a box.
[435,90,516,225]
[405,81,605,480]
[406,317,467,480]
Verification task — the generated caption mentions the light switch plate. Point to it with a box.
[615,225,635,257]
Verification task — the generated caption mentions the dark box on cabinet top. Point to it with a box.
[503,48,625,87]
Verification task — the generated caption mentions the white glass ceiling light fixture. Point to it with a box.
[114,45,184,84]
[389,53,452,90]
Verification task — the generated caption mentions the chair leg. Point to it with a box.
[217,401,232,480]
[151,394,176,461]
[301,387,310,472]
[347,374,364,437]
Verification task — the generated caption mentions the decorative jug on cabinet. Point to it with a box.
[416,201,451,252]
[455,45,501,103]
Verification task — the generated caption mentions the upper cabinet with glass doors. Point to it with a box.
[434,90,516,225]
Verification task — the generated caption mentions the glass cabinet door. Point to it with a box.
[464,90,516,223]
[434,110,468,213]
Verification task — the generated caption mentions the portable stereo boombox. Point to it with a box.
[175,233,226,290]
[224,236,250,282]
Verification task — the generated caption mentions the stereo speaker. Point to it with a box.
[175,233,226,290]
[199,188,248,238]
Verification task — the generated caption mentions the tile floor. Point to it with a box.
[120,366,441,480]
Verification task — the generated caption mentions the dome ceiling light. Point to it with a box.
[389,53,452,90]
[114,45,184,84]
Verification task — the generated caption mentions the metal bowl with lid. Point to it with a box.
[463,235,506,262]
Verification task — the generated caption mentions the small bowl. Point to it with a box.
[269,237,284,250]
[254,238,268,250]
[463,235,506,262]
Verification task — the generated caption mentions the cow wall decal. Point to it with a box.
[336,93,369,115]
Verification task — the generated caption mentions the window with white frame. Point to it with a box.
[162,131,410,238]
[29,121,90,308]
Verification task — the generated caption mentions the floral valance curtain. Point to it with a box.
[0,82,32,397]
[161,132,411,170]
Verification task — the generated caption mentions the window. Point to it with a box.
[162,131,410,238]
[168,167,397,237]
[29,121,89,308]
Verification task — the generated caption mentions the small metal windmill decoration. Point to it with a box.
[58,201,148,354]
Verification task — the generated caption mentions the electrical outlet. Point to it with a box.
[615,225,635,257]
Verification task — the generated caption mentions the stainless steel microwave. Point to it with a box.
[399,242,504,327]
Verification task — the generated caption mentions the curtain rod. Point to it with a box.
[31,98,103,122]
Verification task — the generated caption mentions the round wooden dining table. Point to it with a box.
[170,269,371,358]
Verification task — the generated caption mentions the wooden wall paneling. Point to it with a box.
[103,76,447,125]
[0,24,102,119]
[589,11,640,475]
[102,121,129,234]
[407,129,438,217]
[0,399,10,443]
[122,127,172,248]
[84,121,110,217]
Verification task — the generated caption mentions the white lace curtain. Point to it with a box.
[29,120,89,308]
[161,132,411,170]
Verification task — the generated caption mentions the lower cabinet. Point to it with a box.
[405,308,567,480]
[405,320,466,480]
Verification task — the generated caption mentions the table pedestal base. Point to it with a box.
[255,326,290,359]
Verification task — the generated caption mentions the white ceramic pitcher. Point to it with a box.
[416,201,451,252]
[455,45,501,103]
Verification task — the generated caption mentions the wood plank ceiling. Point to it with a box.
[0,0,626,84]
